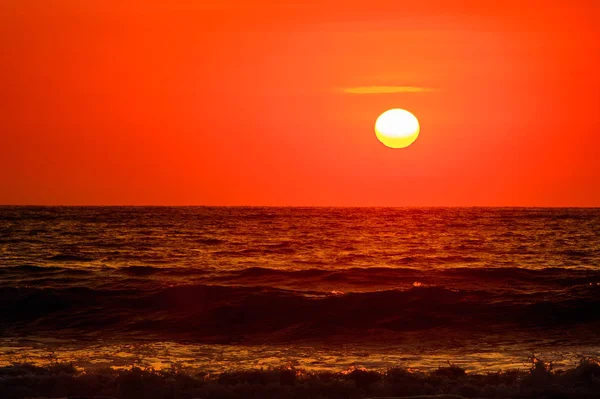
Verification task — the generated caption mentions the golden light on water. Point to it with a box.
[374,108,420,149]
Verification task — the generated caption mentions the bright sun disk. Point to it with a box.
[374,108,420,149]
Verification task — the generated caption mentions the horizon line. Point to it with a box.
[1,204,599,209]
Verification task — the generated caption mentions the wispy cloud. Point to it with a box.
[342,86,437,94]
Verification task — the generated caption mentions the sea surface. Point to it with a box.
[1,207,599,372]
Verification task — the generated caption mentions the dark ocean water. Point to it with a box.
[1,206,599,371]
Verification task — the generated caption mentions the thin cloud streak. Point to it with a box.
[342,86,437,94]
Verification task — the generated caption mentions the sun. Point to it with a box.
[374,109,420,149]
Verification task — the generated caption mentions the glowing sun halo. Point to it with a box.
[375,109,420,149]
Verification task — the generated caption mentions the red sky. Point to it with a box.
[1,1,599,206]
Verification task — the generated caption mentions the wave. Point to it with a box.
[2,281,599,342]
[0,265,65,274]
[121,265,168,275]
[118,265,213,277]
[5,264,598,292]
[47,254,95,262]
[212,266,600,290]
[194,238,225,245]
[438,266,600,287]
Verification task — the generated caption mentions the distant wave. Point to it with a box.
[0,265,65,274]
[119,265,213,277]
[216,266,600,290]
[0,265,95,278]
[194,238,225,245]
[3,264,599,291]
[47,254,95,262]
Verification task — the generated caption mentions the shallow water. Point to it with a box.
[1,207,600,371]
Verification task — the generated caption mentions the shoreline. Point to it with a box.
[1,357,599,399]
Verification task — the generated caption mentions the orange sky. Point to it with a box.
[1,0,599,206]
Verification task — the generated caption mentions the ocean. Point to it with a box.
[1,206,599,372]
